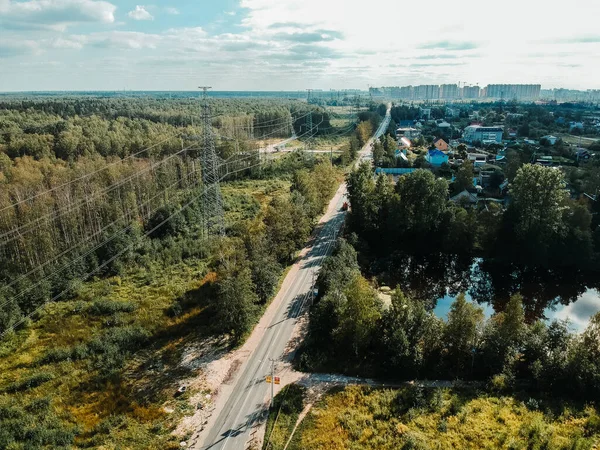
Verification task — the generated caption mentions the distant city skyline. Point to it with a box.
[0,0,599,91]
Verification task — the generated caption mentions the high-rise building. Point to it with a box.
[462,85,480,99]
[440,84,459,99]
[484,84,541,100]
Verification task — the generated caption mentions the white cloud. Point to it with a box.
[127,5,153,21]
[0,0,116,31]
[1,0,600,90]
[0,40,39,58]
[88,31,160,49]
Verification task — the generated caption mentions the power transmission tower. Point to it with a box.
[305,89,314,150]
[199,86,224,236]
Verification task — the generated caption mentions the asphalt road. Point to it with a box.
[198,107,390,450]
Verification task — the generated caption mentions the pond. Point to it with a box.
[375,253,600,332]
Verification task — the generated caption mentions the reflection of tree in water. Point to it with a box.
[378,252,600,322]
[376,252,472,309]
[471,261,595,322]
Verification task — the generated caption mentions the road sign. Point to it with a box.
[274,377,280,385]
[266,376,272,383]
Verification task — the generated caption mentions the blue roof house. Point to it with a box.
[425,149,449,167]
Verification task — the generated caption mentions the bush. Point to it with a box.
[584,413,600,436]
[4,372,54,393]
[88,298,136,315]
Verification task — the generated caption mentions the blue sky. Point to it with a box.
[1,0,599,91]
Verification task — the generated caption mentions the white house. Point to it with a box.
[467,153,488,167]
[541,135,558,145]
[463,125,503,144]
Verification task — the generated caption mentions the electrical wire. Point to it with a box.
[0,145,198,245]
[0,168,203,313]
[0,135,179,215]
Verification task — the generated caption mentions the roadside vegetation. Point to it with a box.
[273,385,600,450]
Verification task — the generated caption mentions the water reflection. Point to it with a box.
[375,252,600,332]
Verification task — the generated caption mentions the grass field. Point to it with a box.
[265,385,600,450]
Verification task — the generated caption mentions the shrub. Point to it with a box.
[88,298,136,316]
[4,372,54,393]
[584,413,600,436]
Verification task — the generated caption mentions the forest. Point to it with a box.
[0,96,349,335]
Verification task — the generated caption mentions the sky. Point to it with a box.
[1,0,599,91]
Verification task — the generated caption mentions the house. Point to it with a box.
[450,189,478,205]
[508,128,518,138]
[463,125,503,144]
[425,149,449,167]
[467,153,488,167]
[576,148,591,161]
[398,136,412,148]
[437,121,452,129]
[433,138,449,152]
[569,122,584,132]
[541,135,558,145]
[397,127,420,139]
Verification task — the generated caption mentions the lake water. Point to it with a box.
[375,253,600,333]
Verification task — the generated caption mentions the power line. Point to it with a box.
[0,168,201,302]
[0,135,178,215]
[0,145,198,246]
[0,168,203,307]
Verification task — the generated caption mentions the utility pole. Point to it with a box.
[199,86,225,237]
[269,358,275,408]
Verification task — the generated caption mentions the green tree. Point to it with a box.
[214,266,259,342]
[509,165,568,258]
[455,160,474,192]
[392,169,449,237]
[346,162,377,235]
[333,275,382,358]
[378,288,443,379]
[443,293,484,378]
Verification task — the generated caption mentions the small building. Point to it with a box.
[437,121,452,129]
[576,148,591,161]
[433,138,449,152]
[569,122,584,132]
[463,125,503,144]
[425,149,449,167]
[398,136,412,148]
[467,153,488,167]
[397,127,420,139]
[541,135,558,145]
[508,128,518,138]
[450,189,478,205]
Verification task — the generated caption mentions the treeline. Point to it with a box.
[0,98,332,161]
[299,239,600,400]
[346,163,599,269]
